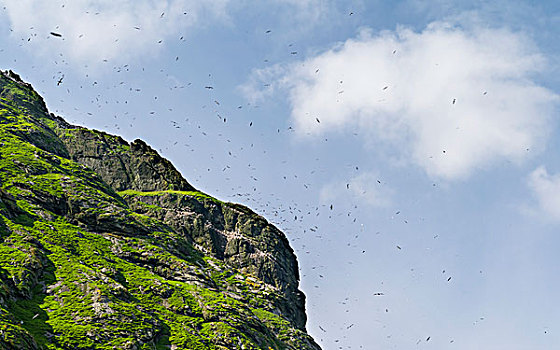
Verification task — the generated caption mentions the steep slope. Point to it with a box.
[0,70,321,350]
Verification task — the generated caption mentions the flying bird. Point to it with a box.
[50,32,62,37]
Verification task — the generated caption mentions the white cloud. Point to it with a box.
[320,171,393,207]
[272,0,331,23]
[244,21,559,180]
[3,0,229,65]
[527,166,560,221]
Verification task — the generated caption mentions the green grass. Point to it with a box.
[118,189,223,204]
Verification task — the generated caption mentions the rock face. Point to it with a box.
[0,70,321,350]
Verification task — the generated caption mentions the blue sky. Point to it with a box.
[2,0,560,348]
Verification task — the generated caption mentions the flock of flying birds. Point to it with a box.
[2,5,536,349]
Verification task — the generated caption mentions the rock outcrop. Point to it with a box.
[0,70,321,350]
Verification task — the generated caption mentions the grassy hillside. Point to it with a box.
[0,70,320,350]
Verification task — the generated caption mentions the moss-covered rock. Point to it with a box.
[0,70,321,350]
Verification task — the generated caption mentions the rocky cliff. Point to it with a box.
[0,70,321,350]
